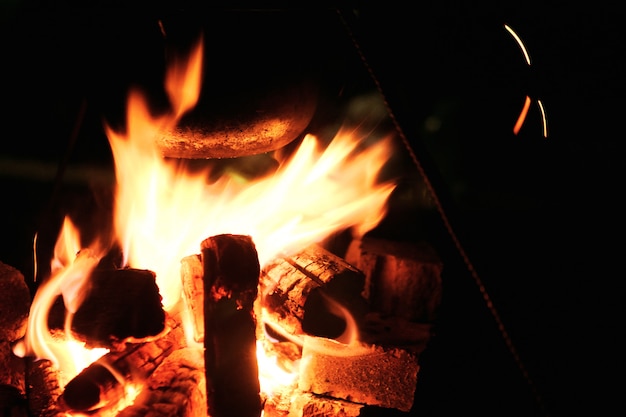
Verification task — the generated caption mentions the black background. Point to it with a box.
[0,2,622,416]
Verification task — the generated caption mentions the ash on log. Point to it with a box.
[298,336,420,413]
[261,243,368,339]
[201,234,262,417]
[57,314,185,413]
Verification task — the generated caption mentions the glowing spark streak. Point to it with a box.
[504,24,531,66]
[513,95,531,135]
[537,99,548,138]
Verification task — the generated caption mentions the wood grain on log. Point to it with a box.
[201,234,262,417]
[261,244,367,339]
[180,254,204,343]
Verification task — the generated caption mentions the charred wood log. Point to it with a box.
[0,261,31,344]
[345,237,443,323]
[70,268,166,349]
[57,314,185,413]
[261,243,368,339]
[0,261,31,417]
[201,234,262,417]
[116,347,206,417]
[0,341,26,408]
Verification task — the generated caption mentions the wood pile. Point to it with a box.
[0,234,442,417]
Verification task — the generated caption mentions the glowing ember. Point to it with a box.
[17,33,397,403]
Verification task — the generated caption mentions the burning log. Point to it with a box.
[0,261,31,416]
[57,314,185,413]
[201,234,262,417]
[116,347,206,417]
[298,335,420,413]
[261,243,368,339]
[69,267,166,349]
[346,237,443,323]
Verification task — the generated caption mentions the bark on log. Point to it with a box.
[70,268,166,349]
[116,347,206,417]
[261,243,368,339]
[57,314,185,413]
[201,234,262,417]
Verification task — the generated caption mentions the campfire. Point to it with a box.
[1,26,442,417]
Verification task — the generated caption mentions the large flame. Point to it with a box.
[18,35,397,394]
[107,37,395,310]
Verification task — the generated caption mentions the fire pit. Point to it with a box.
[1,8,443,417]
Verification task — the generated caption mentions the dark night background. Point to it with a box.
[0,2,622,416]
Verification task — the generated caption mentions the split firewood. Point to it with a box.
[69,267,166,349]
[298,335,420,412]
[116,347,206,417]
[180,254,204,343]
[201,234,262,417]
[345,237,443,323]
[57,314,185,413]
[261,243,368,339]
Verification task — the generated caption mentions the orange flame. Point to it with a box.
[106,37,395,310]
[15,217,108,380]
[19,34,397,397]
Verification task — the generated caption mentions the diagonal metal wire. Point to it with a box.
[335,7,549,417]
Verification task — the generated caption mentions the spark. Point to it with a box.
[504,24,549,138]
[537,99,548,138]
[504,24,531,66]
[513,95,532,135]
